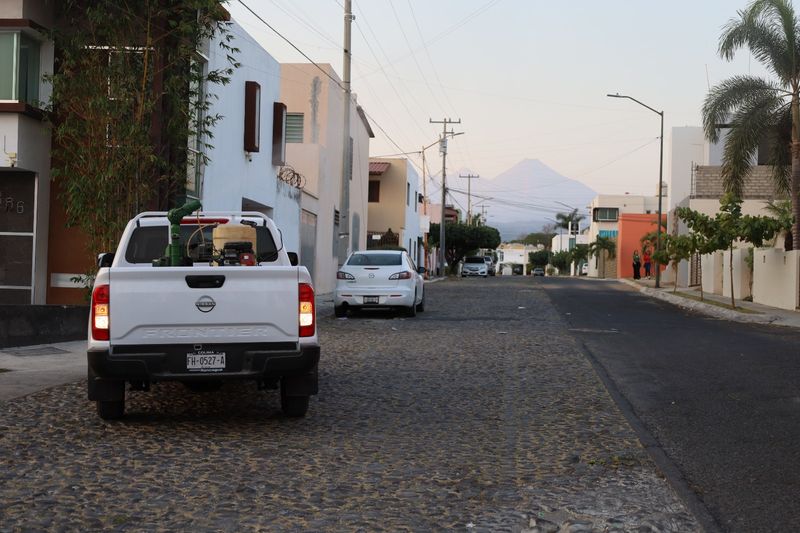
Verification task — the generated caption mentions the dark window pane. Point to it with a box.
[368,181,380,202]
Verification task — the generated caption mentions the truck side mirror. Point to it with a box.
[287,252,299,266]
[97,252,114,268]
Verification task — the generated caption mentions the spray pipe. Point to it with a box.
[166,199,202,266]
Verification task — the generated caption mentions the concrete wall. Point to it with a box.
[701,252,724,295]
[753,249,800,311]
[667,126,704,212]
[616,213,665,279]
[721,248,752,300]
[403,163,421,264]
[0,304,88,348]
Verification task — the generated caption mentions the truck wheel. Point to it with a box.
[280,387,310,417]
[334,305,347,318]
[97,399,125,420]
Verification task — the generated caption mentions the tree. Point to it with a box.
[643,232,694,293]
[549,250,571,274]
[763,199,794,250]
[702,0,799,250]
[588,236,616,278]
[555,208,586,235]
[568,244,589,276]
[528,250,550,268]
[678,194,781,307]
[429,222,501,275]
[47,0,237,265]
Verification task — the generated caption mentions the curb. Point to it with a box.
[618,279,783,326]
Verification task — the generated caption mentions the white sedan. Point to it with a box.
[334,250,425,317]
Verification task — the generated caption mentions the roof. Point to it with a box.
[369,161,391,175]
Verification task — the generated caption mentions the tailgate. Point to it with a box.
[108,266,300,345]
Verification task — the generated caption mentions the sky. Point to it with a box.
[226,0,772,217]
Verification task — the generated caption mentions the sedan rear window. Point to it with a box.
[465,257,485,264]
[347,253,402,266]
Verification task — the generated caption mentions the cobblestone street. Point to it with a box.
[0,278,699,531]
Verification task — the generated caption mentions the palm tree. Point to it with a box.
[764,198,793,249]
[588,236,616,278]
[555,208,586,234]
[702,0,799,250]
[569,244,589,276]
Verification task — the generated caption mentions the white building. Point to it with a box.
[366,158,423,264]
[496,243,540,275]
[201,19,300,252]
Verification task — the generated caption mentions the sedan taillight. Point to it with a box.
[337,271,355,280]
[91,283,110,341]
[299,283,315,337]
[389,271,412,280]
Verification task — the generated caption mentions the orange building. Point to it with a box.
[616,213,666,279]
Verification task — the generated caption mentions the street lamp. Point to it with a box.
[607,93,664,288]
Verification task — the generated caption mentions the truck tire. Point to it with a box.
[97,399,125,420]
[280,385,310,417]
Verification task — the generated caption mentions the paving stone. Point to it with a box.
[0,278,699,531]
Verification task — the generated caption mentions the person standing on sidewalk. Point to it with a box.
[633,250,641,280]
[643,248,652,279]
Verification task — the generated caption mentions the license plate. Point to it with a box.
[363,296,379,304]
[186,351,226,372]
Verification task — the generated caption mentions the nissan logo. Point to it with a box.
[195,295,216,313]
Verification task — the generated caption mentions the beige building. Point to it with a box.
[366,158,423,265]
[280,63,373,295]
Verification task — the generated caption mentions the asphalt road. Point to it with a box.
[542,276,800,533]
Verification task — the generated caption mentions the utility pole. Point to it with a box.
[338,0,354,265]
[421,145,429,276]
[429,118,461,276]
[459,173,479,225]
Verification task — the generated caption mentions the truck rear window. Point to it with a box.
[125,224,279,264]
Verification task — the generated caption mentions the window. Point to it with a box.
[368,181,380,202]
[414,190,417,212]
[593,207,619,222]
[0,31,40,103]
[599,229,618,238]
[243,81,260,153]
[286,113,304,143]
[347,252,401,266]
[406,183,410,206]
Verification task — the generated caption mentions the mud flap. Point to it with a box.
[87,368,125,401]
[281,364,318,396]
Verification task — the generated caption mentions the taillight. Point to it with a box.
[389,271,412,280]
[337,271,355,280]
[91,283,110,341]
[299,283,315,337]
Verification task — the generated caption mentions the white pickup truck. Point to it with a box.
[87,210,319,420]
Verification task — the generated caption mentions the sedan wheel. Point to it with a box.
[416,291,425,312]
[405,291,417,317]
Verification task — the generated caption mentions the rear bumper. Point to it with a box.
[333,286,414,308]
[88,342,320,383]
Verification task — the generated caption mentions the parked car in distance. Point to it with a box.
[483,256,496,276]
[334,250,425,318]
[581,262,588,275]
[462,256,488,278]
[532,267,545,277]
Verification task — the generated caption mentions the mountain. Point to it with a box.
[466,159,596,241]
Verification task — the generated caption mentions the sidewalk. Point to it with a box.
[619,277,800,329]
[0,340,87,401]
